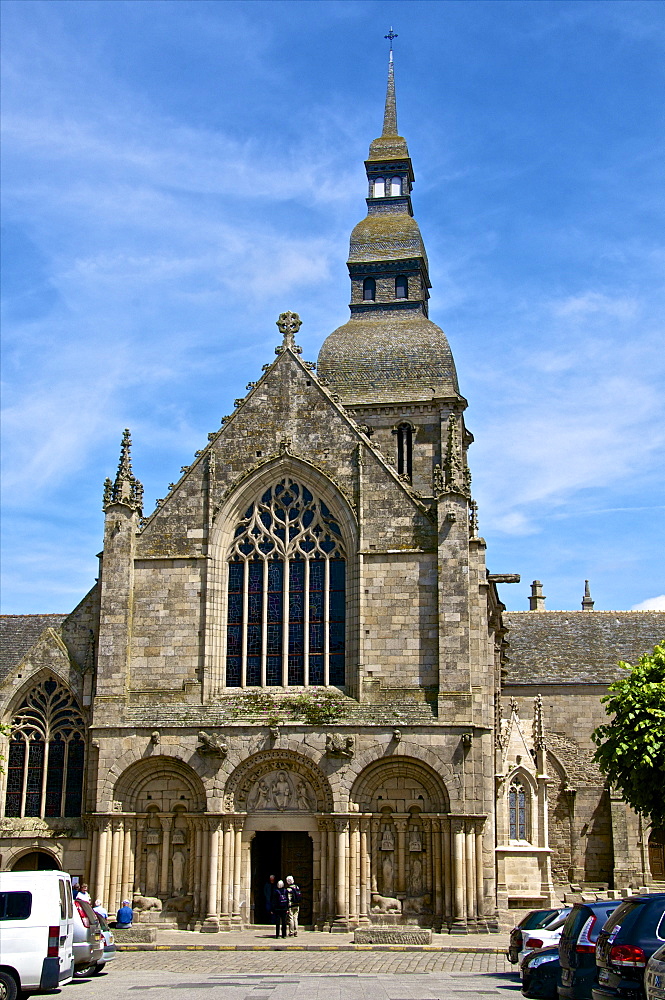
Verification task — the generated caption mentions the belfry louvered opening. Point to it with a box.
[225,478,346,688]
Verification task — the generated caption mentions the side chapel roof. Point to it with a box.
[0,614,68,685]
[503,610,665,685]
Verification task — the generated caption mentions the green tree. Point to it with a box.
[592,642,665,828]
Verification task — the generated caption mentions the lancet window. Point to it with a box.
[395,422,413,480]
[509,780,529,841]
[3,677,86,819]
[225,478,346,688]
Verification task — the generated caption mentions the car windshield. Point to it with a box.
[522,909,560,930]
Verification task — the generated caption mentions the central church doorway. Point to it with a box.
[251,831,313,926]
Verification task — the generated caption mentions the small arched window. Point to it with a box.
[395,423,413,480]
[390,176,402,196]
[509,781,529,841]
[363,277,376,301]
[395,275,408,299]
[4,677,86,819]
[373,177,385,198]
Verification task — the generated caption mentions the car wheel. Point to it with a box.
[74,963,97,978]
[92,963,106,976]
[0,971,19,1000]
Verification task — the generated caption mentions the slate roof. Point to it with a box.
[503,610,665,685]
[0,614,68,684]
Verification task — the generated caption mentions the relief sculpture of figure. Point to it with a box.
[248,777,271,810]
[409,857,423,894]
[295,778,313,811]
[382,854,394,895]
[273,770,292,810]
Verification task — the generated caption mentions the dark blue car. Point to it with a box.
[558,898,622,998]
[592,893,665,1000]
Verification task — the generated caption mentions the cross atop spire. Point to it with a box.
[382,36,398,136]
[384,26,398,53]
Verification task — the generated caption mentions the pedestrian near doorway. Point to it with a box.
[285,875,301,936]
[76,882,91,902]
[271,879,288,938]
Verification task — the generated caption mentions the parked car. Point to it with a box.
[509,909,570,964]
[0,869,74,999]
[522,946,562,999]
[72,896,104,977]
[592,892,665,1000]
[520,910,572,972]
[96,912,117,972]
[645,943,665,1000]
[558,898,623,998]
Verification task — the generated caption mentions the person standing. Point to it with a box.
[76,882,91,902]
[271,879,288,939]
[285,875,301,936]
[263,874,275,920]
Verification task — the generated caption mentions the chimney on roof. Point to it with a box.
[529,580,546,611]
[582,580,595,611]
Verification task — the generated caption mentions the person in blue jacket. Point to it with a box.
[116,899,133,928]
[271,880,289,938]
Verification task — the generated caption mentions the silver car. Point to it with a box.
[72,897,104,977]
[95,912,117,971]
[646,942,665,1000]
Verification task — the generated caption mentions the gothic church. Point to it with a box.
[1,54,664,930]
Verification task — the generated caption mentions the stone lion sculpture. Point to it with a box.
[370,892,401,914]
[132,893,162,912]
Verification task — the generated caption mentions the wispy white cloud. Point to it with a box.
[631,596,665,611]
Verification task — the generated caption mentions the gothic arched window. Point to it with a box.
[363,277,376,301]
[395,423,413,480]
[509,780,529,841]
[395,275,408,299]
[4,677,85,819]
[390,176,402,196]
[373,177,385,197]
[226,478,346,689]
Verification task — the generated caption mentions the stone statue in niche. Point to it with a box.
[382,855,394,895]
[409,826,422,852]
[146,852,159,897]
[325,733,355,758]
[246,769,316,812]
[409,857,423,894]
[380,829,395,851]
[196,731,228,758]
[172,850,185,893]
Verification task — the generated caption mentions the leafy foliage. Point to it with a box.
[223,688,345,726]
[592,642,665,827]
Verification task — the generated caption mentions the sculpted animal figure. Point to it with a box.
[403,893,432,915]
[370,892,401,914]
[132,893,162,912]
[163,893,193,914]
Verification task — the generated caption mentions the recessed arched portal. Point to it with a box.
[11,849,59,871]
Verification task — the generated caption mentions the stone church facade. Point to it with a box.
[1,57,664,931]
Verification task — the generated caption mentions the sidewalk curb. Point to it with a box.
[115,942,507,954]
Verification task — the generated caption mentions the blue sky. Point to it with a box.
[1,0,664,615]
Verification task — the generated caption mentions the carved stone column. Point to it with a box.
[94,819,111,905]
[88,826,99,894]
[317,817,328,929]
[349,817,359,924]
[158,817,172,897]
[370,817,380,893]
[326,819,335,927]
[465,823,476,922]
[475,823,484,920]
[451,818,467,933]
[108,819,123,912]
[231,819,243,926]
[432,817,442,925]
[442,817,452,924]
[359,816,370,925]
[332,817,349,931]
[202,821,221,932]
[193,819,204,921]
[220,818,233,927]
[394,816,408,896]
[120,819,134,905]
[134,819,145,896]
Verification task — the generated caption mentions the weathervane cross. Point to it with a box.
[384,27,398,51]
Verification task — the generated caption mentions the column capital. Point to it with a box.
[393,816,409,833]
[334,817,349,834]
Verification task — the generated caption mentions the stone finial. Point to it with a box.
[469,499,479,538]
[533,694,546,751]
[529,580,546,611]
[275,311,303,354]
[582,580,595,611]
[103,429,143,514]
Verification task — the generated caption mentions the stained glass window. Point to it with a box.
[225,478,346,688]
[3,678,86,819]
[509,781,528,841]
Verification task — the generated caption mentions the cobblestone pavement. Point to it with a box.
[65,951,522,999]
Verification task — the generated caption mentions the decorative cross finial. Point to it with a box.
[385,27,398,54]
[275,311,303,355]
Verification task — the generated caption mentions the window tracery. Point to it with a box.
[3,677,85,819]
[226,478,346,689]
[509,780,529,841]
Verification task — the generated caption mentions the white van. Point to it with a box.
[0,870,74,998]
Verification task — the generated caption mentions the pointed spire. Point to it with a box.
[382,48,398,136]
[581,580,595,611]
[103,428,143,513]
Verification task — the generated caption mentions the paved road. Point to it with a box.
[63,952,523,999]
